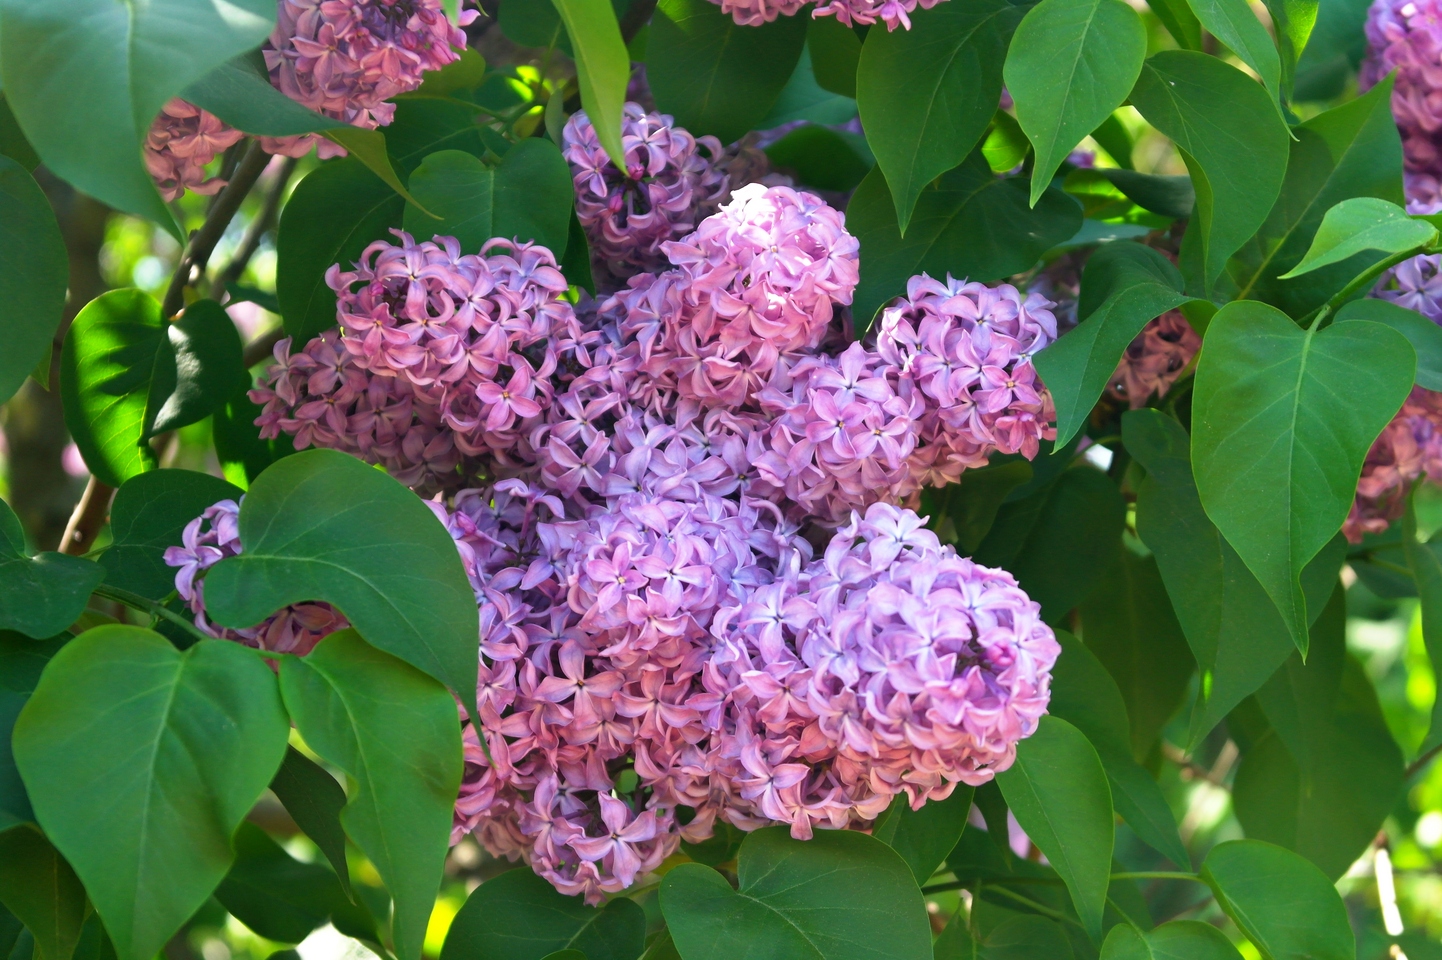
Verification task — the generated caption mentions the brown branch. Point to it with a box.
[1407,742,1442,781]
[209,157,298,301]
[242,327,287,369]
[58,476,114,556]
[161,141,270,319]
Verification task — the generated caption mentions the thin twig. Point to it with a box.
[92,583,212,646]
[161,141,270,319]
[618,0,657,43]
[1407,742,1442,780]
[210,157,299,301]
[58,477,114,556]
[242,326,287,369]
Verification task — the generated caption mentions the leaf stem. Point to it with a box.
[91,583,212,646]
[1109,871,1203,882]
[981,886,1084,929]
[1298,247,1421,331]
[1407,742,1442,780]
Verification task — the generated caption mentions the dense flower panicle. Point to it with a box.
[1364,0,1442,173]
[809,0,945,30]
[144,100,246,202]
[163,499,349,653]
[701,0,806,27]
[1377,253,1442,323]
[1105,310,1201,408]
[1347,387,1442,541]
[562,104,729,286]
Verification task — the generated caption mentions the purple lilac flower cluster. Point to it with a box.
[1104,310,1200,409]
[705,0,941,31]
[144,0,473,199]
[170,174,1061,902]
[1345,388,1442,541]
[1364,0,1442,176]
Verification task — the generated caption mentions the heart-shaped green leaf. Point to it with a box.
[0,824,87,960]
[1003,0,1146,206]
[1100,920,1245,960]
[205,449,480,703]
[0,156,66,406]
[13,626,289,960]
[0,0,274,235]
[995,716,1114,940]
[0,633,67,831]
[549,0,630,168]
[856,0,1028,234]
[661,827,931,960]
[0,498,101,640]
[871,785,975,885]
[1336,298,1442,391]
[1191,300,1414,652]
[1201,840,1354,960]
[268,747,353,897]
[101,469,243,601]
[403,141,573,256]
[1129,51,1290,293]
[440,866,646,960]
[1280,197,1437,278]
[1034,242,1198,447]
[279,630,462,960]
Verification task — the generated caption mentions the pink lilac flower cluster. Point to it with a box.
[163,499,349,653]
[703,0,941,31]
[562,104,729,287]
[1345,388,1442,541]
[144,0,473,198]
[1364,0,1442,176]
[1104,309,1200,409]
[209,181,1062,902]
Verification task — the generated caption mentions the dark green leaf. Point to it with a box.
[1280,197,1435,278]
[1337,298,1442,391]
[848,155,1083,329]
[872,786,974,885]
[807,18,861,98]
[648,0,809,144]
[661,827,931,960]
[0,632,67,830]
[0,824,87,960]
[562,208,595,294]
[0,96,40,170]
[1033,242,1196,447]
[213,387,294,491]
[215,823,370,945]
[441,867,646,960]
[1047,631,1190,867]
[184,52,342,137]
[1003,0,1146,206]
[1129,51,1290,293]
[1293,0,1370,101]
[1182,0,1280,102]
[323,127,430,210]
[268,748,352,897]
[402,141,573,256]
[763,125,872,192]
[857,0,1027,233]
[1191,300,1414,652]
[680,820,745,868]
[973,464,1125,622]
[413,47,487,97]
[756,47,859,128]
[501,0,568,49]
[996,716,1113,940]
[13,626,289,960]
[1262,0,1320,103]
[1201,840,1353,960]
[1100,921,1244,960]
[385,98,486,178]
[0,498,101,640]
[0,0,274,234]
[1147,0,1203,48]
[550,0,631,168]
[0,156,65,406]
[101,469,243,600]
[923,459,1033,554]
[279,630,461,960]
[276,159,405,340]
[1099,170,1194,219]
[147,300,250,437]
[205,449,481,702]
[934,913,1075,960]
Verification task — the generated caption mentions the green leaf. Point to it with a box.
[982,110,1031,173]
[0,0,274,236]
[279,630,461,960]
[1201,840,1354,960]
[204,449,480,703]
[1182,0,1281,103]
[268,747,352,898]
[276,159,405,340]
[1406,497,1442,757]
[848,155,1082,329]
[922,459,1033,554]
[1233,586,1404,879]
[440,867,646,960]
[213,387,294,490]
[763,126,873,193]
[385,98,487,178]
[501,0,569,50]
[0,632,67,830]
[1078,549,1195,760]
[857,0,1028,234]
[934,913,1076,960]
[403,141,573,256]
[323,127,432,211]
[1227,78,1403,314]
[562,208,596,294]
[1337,298,1442,391]
[549,0,630,168]
[101,469,243,601]
[1279,197,1436,278]
[1033,242,1197,447]
[872,785,975,885]
[1262,0,1320,103]
[61,292,247,487]
[1003,0,1146,207]
[414,48,487,98]
[0,824,87,960]
[661,827,931,960]
[0,498,101,640]
[13,626,289,960]
[1100,921,1245,960]
[0,156,65,406]
[648,0,809,145]
[1125,410,1340,746]
[1099,170,1195,219]
[996,716,1114,940]
[1147,0,1203,48]
[0,96,41,171]
[215,823,370,946]
[184,52,343,137]
[1129,51,1290,293]
[1047,631,1190,868]
[1293,0,1370,101]
[807,18,861,98]
[1191,300,1414,652]
[973,464,1125,622]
